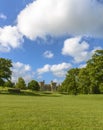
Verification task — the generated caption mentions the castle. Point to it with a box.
[39,80,57,91]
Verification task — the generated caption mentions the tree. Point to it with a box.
[15,77,26,89]
[99,83,103,94]
[86,50,103,94]
[59,49,103,94]
[0,58,12,86]
[78,68,91,94]
[4,80,14,88]
[61,68,80,95]
[28,80,40,91]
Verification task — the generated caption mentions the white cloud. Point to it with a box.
[0,26,24,52]
[11,62,34,83]
[43,50,54,58]
[62,37,91,63]
[79,64,87,68]
[91,46,102,54]
[50,63,72,77]
[0,13,7,20]
[1,0,103,53]
[78,46,102,67]
[37,62,72,77]
[17,0,103,40]
[62,37,102,63]
[37,64,51,75]
[0,45,10,52]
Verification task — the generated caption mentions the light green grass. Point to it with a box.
[0,94,103,130]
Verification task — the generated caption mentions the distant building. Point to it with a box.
[39,80,57,91]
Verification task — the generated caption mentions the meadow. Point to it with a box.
[0,93,103,130]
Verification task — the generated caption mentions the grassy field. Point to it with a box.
[0,93,103,130]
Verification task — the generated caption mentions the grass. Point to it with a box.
[0,93,103,130]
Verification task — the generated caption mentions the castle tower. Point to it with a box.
[50,80,57,91]
[39,80,45,91]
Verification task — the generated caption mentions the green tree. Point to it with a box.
[28,80,40,91]
[99,83,103,94]
[4,80,14,88]
[61,68,80,95]
[0,58,12,86]
[78,68,90,94]
[59,49,103,94]
[86,50,103,94]
[16,77,26,89]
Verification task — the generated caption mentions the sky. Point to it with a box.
[0,0,103,84]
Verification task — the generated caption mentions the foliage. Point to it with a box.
[4,80,14,88]
[15,77,26,89]
[86,50,103,94]
[0,58,12,86]
[61,68,80,95]
[28,80,40,91]
[60,49,103,94]
[78,68,90,94]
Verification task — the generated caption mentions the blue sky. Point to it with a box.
[0,0,103,84]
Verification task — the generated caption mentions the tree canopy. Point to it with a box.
[1,50,103,94]
[0,58,12,86]
[15,77,26,89]
[28,80,40,91]
[59,50,103,94]
[86,50,103,93]
[61,68,79,94]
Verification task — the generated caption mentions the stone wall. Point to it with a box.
[39,80,57,91]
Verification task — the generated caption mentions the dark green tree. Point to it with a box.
[61,68,80,95]
[99,83,103,94]
[28,80,40,91]
[0,58,12,86]
[15,77,26,89]
[78,68,90,94]
[86,50,103,94]
[4,80,14,88]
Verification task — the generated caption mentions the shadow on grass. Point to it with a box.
[0,90,62,97]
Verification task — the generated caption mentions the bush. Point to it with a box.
[8,88,21,93]
[28,80,40,91]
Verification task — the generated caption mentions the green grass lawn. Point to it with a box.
[0,93,103,130]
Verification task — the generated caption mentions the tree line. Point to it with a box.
[0,58,40,91]
[58,50,103,94]
[1,76,40,91]
[0,49,103,94]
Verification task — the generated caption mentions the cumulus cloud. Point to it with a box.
[37,64,50,74]
[43,50,54,58]
[11,62,34,83]
[37,62,72,77]
[0,13,7,20]
[62,37,102,63]
[1,0,103,53]
[17,0,103,39]
[0,26,24,52]
[62,37,90,63]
